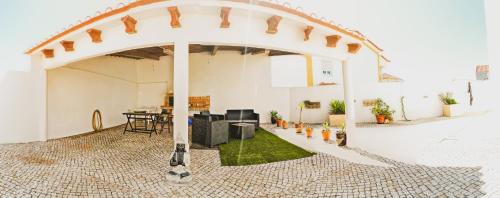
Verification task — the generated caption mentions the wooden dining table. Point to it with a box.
[123,112,160,137]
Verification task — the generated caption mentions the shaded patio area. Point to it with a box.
[0,125,485,197]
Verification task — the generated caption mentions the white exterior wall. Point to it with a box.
[137,56,174,107]
[485,0,500,110]
[47,56,138,139]
[289,85,344,123]
[189,51,290,122]
[0,56,46,144]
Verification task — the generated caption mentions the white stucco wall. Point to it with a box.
[0,57,45,144]
[189,51,291,122]
[289,85,344,123]
[136,56,174,107]
[285,46,485,123]
[47,56,138,139]
[485,0,500,110]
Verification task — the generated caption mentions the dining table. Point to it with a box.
[122,111,160,137]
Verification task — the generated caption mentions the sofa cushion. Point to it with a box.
[226,120,258,123]
[226,109,256,120]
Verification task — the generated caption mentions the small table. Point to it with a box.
[123,112,160,137]
[229,123,255,140]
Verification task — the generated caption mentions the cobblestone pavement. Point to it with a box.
[0,126,485,197]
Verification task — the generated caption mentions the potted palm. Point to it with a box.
[270,110,278,124]
[336,123,346,146]
[329,100,345,127]
[295,102,305,132]
[440,93,461,117]
[276,114,283,127]
[321,122,331,141]
[371,98,395,124]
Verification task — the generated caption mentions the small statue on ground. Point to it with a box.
[166,143,192,185]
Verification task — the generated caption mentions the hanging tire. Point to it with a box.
[92,110,103,132]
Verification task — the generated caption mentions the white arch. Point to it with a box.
[26,1,377,179]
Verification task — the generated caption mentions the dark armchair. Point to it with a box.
[192,113,228,148]
[225,109,259,129]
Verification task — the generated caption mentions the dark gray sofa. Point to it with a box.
[192,114,228,148]
[225,109,259,129]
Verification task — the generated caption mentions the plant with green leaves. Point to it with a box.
[270,110,278,118]
[439,93,458,105]
[297,102,305,123]
[322,121,330,131]
[337,123,346,134]
[276,114,283,120]
[371,98,395,121]
[329,100,346,115]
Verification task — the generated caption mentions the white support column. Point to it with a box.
[167,40,192,185]
[342,60,356,137]
[173,40,190,149]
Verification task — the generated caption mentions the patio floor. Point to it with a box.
[0,125,485,197]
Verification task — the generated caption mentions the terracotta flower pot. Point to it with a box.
[376,115,386,124]
[282,121,289,129]
[296,128,302,133]
[306,128,313,138]
[294,123,304,128]
[322,130,330,141]
[276,119,283,127]
[295,125,303,133]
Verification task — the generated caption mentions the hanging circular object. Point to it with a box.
[92,110,103,132]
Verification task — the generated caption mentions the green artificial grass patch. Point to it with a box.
[219,128,314,166]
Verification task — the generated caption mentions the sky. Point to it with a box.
[0,0,489,83]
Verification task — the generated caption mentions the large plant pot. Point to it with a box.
[443,104,463,117]
[322,130,330,141]
[306,128,313,138]
[276,119,283,127]
[329,114,346,127]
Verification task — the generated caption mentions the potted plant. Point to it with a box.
[276,114,283,127]
[295,102,305,130]
[270,110,278,124]
[282,120,289,129]
[336,123,346,146]
[321,122,331,141]
[296,126,303,133]
[306,126,313,138]
[370,98,395,124]
[440,93,461,117]
[329,100,345,127]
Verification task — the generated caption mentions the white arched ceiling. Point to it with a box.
[27,0,385,69]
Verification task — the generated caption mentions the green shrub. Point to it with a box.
[270,110,278,118]
[329,100,346,115]
[439,93,458,105]
[370,98,395,121]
